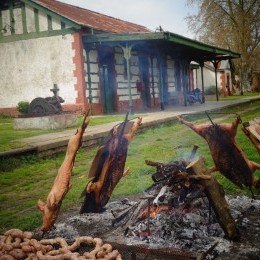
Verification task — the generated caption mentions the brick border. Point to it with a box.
[72,32,89,112]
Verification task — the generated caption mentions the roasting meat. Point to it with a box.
[37,114,90,233]
[80,117,142,213]
[177,115,260,189]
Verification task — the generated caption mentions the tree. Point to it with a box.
[186,0,260,92]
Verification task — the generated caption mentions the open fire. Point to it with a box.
[35,193,260,259]
[2,115,260,259]
[35,114,260,259]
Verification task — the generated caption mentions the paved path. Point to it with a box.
[1,97,259,157]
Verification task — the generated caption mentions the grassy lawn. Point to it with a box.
[205,91,260,101]
[0,114,139,152]
[0,100,260,233]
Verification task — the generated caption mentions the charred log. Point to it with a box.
[242,121,260,154]
[242,120,260,189]
[145,159,188,183]
[187,157,240,241]
[121,151,240,241]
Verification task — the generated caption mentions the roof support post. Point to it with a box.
[187,62,192,93]
[85,47,93,114]
[182,61,188,107]
[150,55,156,106]
[158,57,164,110]
[195,68,198,89]
[199,61,205,103]
[212,59,220,101]
[120,43,134,114]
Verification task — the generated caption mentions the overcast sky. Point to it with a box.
[59,0,198,39]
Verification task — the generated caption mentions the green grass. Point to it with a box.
[205,91,260,101]
[0,101,260,233]
[0,114,140,152]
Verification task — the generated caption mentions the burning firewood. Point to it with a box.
[145,157,211,209]
[242,119,260,154]
[177,114,260,193]
[125,144,239,241]
[37,112,90,233]
[80,115,142,213]
[123,155,240,241]
[109,144,240,243]
[145,145,210,208]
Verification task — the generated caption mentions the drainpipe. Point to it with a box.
[121,43,134,114]
[199,61,205,103]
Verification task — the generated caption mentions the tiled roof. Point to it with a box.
[32,0,151,33]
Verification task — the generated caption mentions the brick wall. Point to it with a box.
[72,32,89,112]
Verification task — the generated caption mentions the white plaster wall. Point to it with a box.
[114,52,124,64]
[26,6,36,33]
[25,7,64,32]
[39,11,48,31]
[0,35,76,108]
[1,9,11,36]
[167,57,175,92]
[87,74,99,83]
[88,63,99,73]
[88,50,98,62]
[115,64,124,74]
[131,66,139,75]
[52,17,61,30]
[196,67,222,91]
[114,50,140,101]
[130,55,138,66]
[13,8,23,34]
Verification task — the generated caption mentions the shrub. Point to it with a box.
[17,101,30,114]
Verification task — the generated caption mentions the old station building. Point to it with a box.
[0,0,240,116]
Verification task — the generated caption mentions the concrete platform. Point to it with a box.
[13,113,78,130]
[1,97,259,158]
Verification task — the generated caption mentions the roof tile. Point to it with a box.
[33,0,151,33]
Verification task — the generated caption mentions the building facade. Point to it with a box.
[0,0,240,116]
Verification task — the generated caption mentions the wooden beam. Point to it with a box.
[187,157,240,241]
